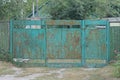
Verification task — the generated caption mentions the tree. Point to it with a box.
[0,0,21,20]
[46,0,120,20]
[0,0,48,20]
[0,0,119,20]
[106,0,120,17]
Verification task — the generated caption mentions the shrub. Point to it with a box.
[113,50,120,78]
[0,49,13,62]
[114,66,120,78]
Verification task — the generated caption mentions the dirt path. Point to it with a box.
[0,66,66,80]
[0,62,120,80]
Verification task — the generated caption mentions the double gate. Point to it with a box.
[10,20,110,67]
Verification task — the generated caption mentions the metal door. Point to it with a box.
[46,20,82,67]
[83,20,109,67]
[11,20,46,66]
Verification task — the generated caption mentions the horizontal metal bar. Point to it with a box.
[46,20,81,25]
[84,20,107,25]
[13,20,45,25]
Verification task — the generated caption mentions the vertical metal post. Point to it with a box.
[79,20,82,66]
[106,21,110,62]
[44,20,47,66]
[36,0,38,17]
[10,20,13,56]
[81,20,85,66]
[21,0,23,18]
[32,2,35,17]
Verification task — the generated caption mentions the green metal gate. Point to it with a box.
[82,20,110,67]
[10,20,46,66]
[110,23,120,60]
[10,19,110,67]
[46,20,82,67]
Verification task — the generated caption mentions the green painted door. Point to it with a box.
[46,28,82,67]
[12,20,46,66]
[84,20,109,67]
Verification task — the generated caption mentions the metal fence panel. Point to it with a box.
[46,28,82,67]
[8,20,110,67]
[13,29,45,59]
[83,20,109,67]
[0,21,9,53]
[110,26,120,60]
[11,20,46,67]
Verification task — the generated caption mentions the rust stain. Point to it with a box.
[101,44,106,52]
[37,33,44,39]
[63,31,81,59]
[74,37,80,46]
[47,53,51,58]
[46,20,55,25]
[46,20,80,25]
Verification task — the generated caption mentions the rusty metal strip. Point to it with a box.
[46,20,80,26]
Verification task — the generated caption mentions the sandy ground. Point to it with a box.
[0,61,120,80]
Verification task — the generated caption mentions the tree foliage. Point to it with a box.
[46,0,120,20]
[0,0,120,20]
[0,0,47,20]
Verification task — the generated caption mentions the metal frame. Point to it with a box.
[10,19,110,68]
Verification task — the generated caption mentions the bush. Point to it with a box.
[0,49,13,62]
[113,50,120,78]
[114,64,120,78]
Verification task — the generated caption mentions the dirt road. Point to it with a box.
[0,61,119,80]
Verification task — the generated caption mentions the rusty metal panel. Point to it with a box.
[83,20,109,68]
[62,29,81,59]
[85,29,107,59]
[10,19,110,68]
[46,28,82,67]
[46,20,80,26]
[47,29,62,59]
[13,29,45,59]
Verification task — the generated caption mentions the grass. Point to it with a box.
[33,73,59,80]
[113,60,120,78]
[0,61,15,75]
[0,68,15,75]
[89,74,105,80]
[113,53,120,78]
[32,66,120,80]
[16,67,56,77]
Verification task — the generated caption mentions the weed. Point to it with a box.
[113,50,120,78]
[0,48,13,62]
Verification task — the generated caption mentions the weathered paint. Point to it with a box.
[85,29,106,59]
[13,29,45,59]
[106,21,110,62]
[110,25,120,60]
[62,29,81,59]
[84,20,109,67]
[46,20,80,26]
[47,29,62,59]
[11,20,110,68]
[81,20,85,65]
[46,28,81,63]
